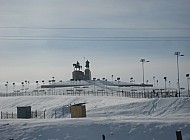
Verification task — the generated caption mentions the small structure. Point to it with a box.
[17,106,32,119]
[71,103,86,118]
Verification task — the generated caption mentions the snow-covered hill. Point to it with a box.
[0,95,190,140]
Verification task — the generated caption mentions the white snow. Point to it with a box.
[0,95,190,140]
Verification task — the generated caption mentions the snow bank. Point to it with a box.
[0,95,190,140]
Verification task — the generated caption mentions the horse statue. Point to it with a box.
[73,61,82,71]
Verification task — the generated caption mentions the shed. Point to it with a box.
[71,103,86,118]
[17,106,32,119]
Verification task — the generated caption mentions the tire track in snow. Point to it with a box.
[148,98,160,116]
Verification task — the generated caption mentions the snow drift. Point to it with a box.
[0,95,190,140]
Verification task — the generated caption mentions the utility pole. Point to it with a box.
[140,59,150,97]
[174,52,184,97]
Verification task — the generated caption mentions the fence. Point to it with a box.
[1,110,45,119]
[0,89,188,98]
[64,90,186,98]
[1,111,17,119]
[1,106,71,119]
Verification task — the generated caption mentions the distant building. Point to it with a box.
[72,60,91,81]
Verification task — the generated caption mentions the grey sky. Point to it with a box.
[0,0,190,89]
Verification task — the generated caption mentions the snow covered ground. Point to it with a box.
[0,95,190,140]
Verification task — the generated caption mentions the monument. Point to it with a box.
[72,60,91,81]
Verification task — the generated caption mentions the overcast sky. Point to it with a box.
[0,0,190,90]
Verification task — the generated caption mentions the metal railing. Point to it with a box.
[0,89,188,98]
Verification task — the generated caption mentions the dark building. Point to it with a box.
[72,70,84,81]
[84,69,91,80]
[17,106,32,119]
